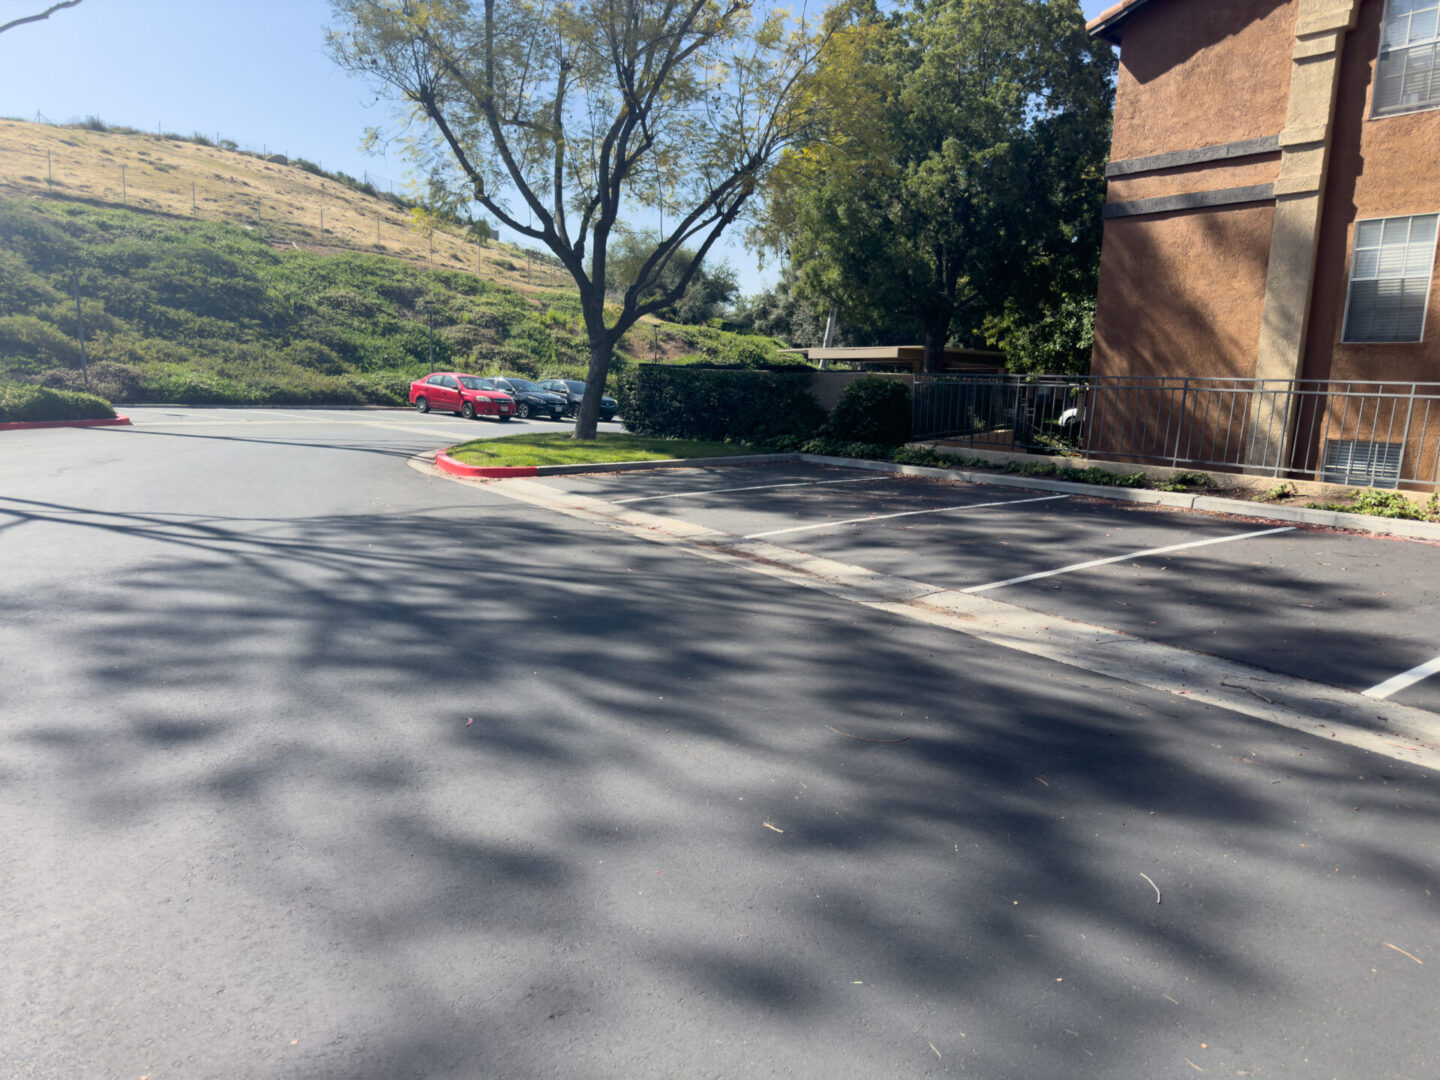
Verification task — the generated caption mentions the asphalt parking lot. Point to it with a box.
[519,462,1440,715]
[5,408,1438,1078]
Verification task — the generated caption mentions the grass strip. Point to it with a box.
[445,432,763,467]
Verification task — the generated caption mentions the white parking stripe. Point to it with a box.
[741,494,1069,540]
[613,477,879,504]
[1363,654,1440,700]
[963,525,1296,593]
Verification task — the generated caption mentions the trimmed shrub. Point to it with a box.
[616,366,826,442]
[0,382,116,422]
[826,376,912,445]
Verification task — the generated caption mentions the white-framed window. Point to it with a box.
[1341,214,1438,343]
[1374,0,1440,116]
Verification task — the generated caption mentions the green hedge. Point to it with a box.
[0,382,117,423]
[825,376,912,445]
[615,366,826,442]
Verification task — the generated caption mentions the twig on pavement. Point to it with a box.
[826,725,910,744]
[1140,872,1161,904]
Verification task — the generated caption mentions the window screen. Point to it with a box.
[1322,440,1403,488]
[1375,0,1440,115]
[1342,215,1438,343]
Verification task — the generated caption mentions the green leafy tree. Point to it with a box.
[985,290,1096,375]
[733,269,830,346]
[734,264,913,347]
[328,0,828,437]
[605,230,739,325]
[468,218,495,247]
[759,0,1113,372]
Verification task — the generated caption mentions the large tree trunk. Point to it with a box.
[572,339,612,439]
[573,288,612,439]
[922,321,948,374]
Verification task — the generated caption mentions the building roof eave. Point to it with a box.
[1086,0,1161,43]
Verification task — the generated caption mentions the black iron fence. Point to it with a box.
[912,374,1440,490]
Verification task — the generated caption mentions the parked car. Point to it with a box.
[539,378,619,422]
[488,376,568,420]
[408,372,514,421]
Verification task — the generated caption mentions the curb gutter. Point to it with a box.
[0,415,132,432]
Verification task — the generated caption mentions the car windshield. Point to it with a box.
[504,378,542,392]
[458,377,491,390]
[563,380,585,391]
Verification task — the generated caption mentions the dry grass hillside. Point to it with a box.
[0,118,572,292]
[1,119,791,407]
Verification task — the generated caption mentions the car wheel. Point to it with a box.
[415,396,429,413]
[565,405,577,418]
[461,401,476,420]
[517,402,531,419]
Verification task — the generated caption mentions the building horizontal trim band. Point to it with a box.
[1103,183,1277,219]
[1105,135,1282,178]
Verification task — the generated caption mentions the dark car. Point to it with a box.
[539,379,619,422]
[408,372,514,421]
[488,376,568,420]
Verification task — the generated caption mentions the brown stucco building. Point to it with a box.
[1088,0,1440,485]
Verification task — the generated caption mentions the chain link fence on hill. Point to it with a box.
[0,118,569,288]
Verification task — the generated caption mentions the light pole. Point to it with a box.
[73,269,89,389]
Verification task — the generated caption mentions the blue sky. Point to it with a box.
[0,0,1117,295]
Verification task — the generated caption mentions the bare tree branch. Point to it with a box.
[0,0,83,37]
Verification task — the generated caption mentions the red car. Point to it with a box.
[409,372,514,421]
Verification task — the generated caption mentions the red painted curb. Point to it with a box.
[0,415,132,431]
[434,451,539,478]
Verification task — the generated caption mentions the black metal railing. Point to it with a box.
[912,375,1440,489]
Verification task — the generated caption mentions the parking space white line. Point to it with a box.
[741,494,1069,540]
[963,525,1296,593]
[613,477,879,504]
[1363,654,1440,700]
[470,473,1440,773]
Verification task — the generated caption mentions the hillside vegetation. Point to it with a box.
[0,117,571,291]
[0,121,789,405]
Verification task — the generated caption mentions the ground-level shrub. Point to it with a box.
[0,381,116,422]
[825,376,911,445]
[1305,489,1440,521]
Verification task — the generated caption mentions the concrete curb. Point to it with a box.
[435,450,800,479]
[0,415,132,432]
[435,452,539,478]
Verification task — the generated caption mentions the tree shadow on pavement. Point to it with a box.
[1,495,1436,1080]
